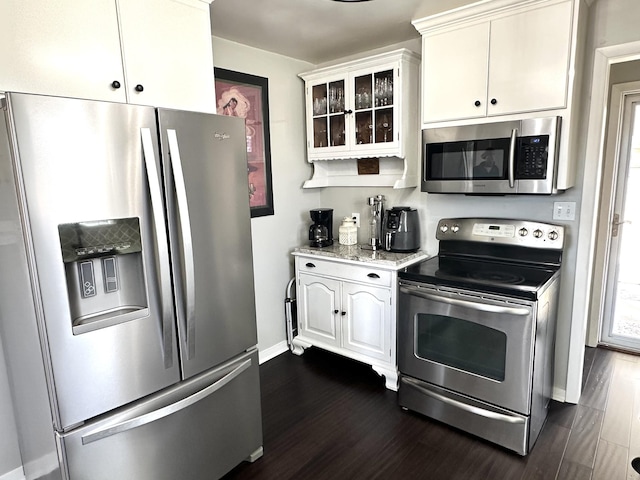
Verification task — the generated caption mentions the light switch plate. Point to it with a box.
[553,201,576,221]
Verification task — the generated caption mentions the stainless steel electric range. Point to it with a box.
[397,218,564,456]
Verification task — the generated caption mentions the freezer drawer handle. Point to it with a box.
[141,128,173,368]
[401,377,525,425]
[81,358,252,445]
[167,129,196,360]
[399,285,531,316]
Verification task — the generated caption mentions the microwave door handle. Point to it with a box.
[141,128,173,369]
[167,129,196,360]
[508,128,517,188]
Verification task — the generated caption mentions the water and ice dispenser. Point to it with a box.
[59,218,149,334]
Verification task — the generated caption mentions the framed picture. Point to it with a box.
[215,67,274,218]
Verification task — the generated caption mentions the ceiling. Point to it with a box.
[209,0,475,65]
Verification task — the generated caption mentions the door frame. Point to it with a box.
[567,40,640,404]
[596,84,640,350]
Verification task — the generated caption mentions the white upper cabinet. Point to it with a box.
[415,0,574,125]
[118,0,215,111]
[299,49,420,189]
[0,0,215,112]
[421,22,490,122]
[0,0,126,103]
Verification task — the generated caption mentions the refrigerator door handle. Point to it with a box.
[80,358,252,445]
[167,129,196,360]
[141,128,173,368]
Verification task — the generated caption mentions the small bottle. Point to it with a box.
[339,217,358,246]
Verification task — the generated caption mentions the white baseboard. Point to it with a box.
[0,466,25,480]
[552,386,567,403]
[258,340,289,364]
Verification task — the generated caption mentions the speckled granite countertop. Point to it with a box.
[293,244,428,269]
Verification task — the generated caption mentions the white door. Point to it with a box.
[600,89,640,352]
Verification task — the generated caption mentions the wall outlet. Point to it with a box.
[553,201,576,221]
[352,213,360,227]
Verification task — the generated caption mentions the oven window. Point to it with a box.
[415,314,507,381]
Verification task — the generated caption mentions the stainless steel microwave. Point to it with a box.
[422,116,562,195]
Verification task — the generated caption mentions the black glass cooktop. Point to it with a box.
[399,255,560,300]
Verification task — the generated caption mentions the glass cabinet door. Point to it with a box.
[312,80,345,148]
[353,69,394,146]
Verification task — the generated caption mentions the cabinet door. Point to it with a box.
[341,283,391,362]
[421,23,489,124]
[306,77,348,154]
[351,65,397,149]
[298,275,340,347]
[0,0,126,102]
[118,0,216,112]
[487,1,572,116]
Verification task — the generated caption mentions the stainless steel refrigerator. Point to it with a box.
[0,92,263,480]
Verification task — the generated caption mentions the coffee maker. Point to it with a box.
[309,208,333,247]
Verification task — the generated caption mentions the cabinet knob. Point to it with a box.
[341,311,346,316]
[474,100,481,107]
[343,109,353,115]
[490,98,497,105]
[333,309,339,314]
[367,273,380,278]
[305,262,316,268]
[135,84,144,92]
[111,80,121,89]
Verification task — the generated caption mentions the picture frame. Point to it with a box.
[214,67,274,218]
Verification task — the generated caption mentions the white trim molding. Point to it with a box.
[258,340,289,365]
[0,467,25,480]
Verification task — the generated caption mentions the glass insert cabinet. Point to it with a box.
[310,69,395,149]
[299,49,420,188]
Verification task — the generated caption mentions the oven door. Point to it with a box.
[398,280,536,415]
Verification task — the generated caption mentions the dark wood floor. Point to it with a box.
[222,346,640,480]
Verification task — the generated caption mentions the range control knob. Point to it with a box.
[533,229,544,238]
[451,224,460,233]
[548,230,559,241]
[440,224,448,233]
[518,227,528,237]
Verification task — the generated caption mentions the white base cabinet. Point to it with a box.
[291,252,425,391]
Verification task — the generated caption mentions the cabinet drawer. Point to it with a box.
[298,257,392,287]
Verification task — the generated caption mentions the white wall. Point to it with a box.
[211,37,320,361]
[564,0,640,401]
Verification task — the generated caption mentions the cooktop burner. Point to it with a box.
[468,270,526,285]
[400,256,559,300]
[399,218,564,300]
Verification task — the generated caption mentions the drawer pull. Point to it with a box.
[305,262,316,268]
[333,309,339,314]
[341,311,346,316]
[367,273,380,278]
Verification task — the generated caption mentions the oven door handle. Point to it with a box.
[401,377,525,424]
[399,285,531,316]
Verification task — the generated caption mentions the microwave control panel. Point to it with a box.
[516,136,549,179]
